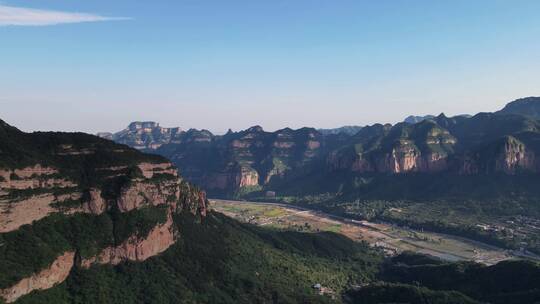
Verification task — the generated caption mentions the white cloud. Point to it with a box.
[0,4,130,26]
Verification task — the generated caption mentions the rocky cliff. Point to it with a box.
[151,125,329,196]
[0,252,76,303]
[327,121,456,174]
[98,121,184,150]
[101,97,540,200]
[0,120,207,303]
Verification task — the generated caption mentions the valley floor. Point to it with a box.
[210,199,540,265]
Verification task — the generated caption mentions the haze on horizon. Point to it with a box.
[1,0,539,134]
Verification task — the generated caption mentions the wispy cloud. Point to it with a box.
[0,4,130,26]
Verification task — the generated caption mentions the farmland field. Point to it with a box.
[211,199,540,265]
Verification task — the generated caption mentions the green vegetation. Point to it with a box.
[17,211,382,304]
[111,205,168,241]
[12,212,540,304]
[262,207,286,217]
[145,103,540,256]
[245,171,540,254]
[50,198,84,210]
[234,184,263,198]
[3,187,77,203]
[5,113,540,303]
[378,252,540,304]
[0,206,168,289]
[345,283,479,304]
[0,119,167,187]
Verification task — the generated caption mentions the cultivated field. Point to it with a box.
[210,199,533,265]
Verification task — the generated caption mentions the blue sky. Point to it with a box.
[1,0,540,134]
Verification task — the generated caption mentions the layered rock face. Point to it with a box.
[0,252,76,303]
[98,121,184,150]
[1,212,179,303]
[494,136,536,173]
[327,111,540,177]
[0,165,75,190]
[106,123,335,195]
[80,213,175,268]
[150,125,326,195]
[0,162,181,233]
[459,135,539,175]
[0,120,208,303]
[328,121,457,174]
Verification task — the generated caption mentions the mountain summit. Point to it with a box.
[497,96,540,119]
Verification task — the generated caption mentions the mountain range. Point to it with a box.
[101,97,540,197]
[2,117,540,303]
[97,97,540,256]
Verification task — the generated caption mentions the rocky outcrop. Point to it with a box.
[99,121,183,150]
[0,212,176,303]
[376,144,421,173]
[0,189,108,233]
[0,120,210,304]
[0,194,57,233]
[0,252,75,303]
[81,189,107,214]
[331,146,450,174]
[0,177,170,234]
[0,159,184,233]
[137,162,178,178]
[197,191,208,217]
[0,167,205,302]
[0,165,81,232]
[327,121,456,174]
[64,189,107,215]
[457,136,539,175]
[0,165,76,190]
[0,175,205,302]
[197,166,262,192]
[116,178,180,212]
[81,212,175,268]
[374,149,449,174]
[237,168,259,187]
[494,136,536,174]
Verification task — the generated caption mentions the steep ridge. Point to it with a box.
[0,120,207,303]
[328,120,457,174]
[115,124,333,196]
[497,96,540,119]
[101,97,540,198]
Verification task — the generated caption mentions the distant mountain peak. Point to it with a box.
[436,113,447,119]
[404,115,436,124]
[98,121,184,150]
[318,125,363,136]
[498,96,540,119]
[246,125,264,133]
[128,121,160,131]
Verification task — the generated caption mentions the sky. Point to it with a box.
[1,0,540,134]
